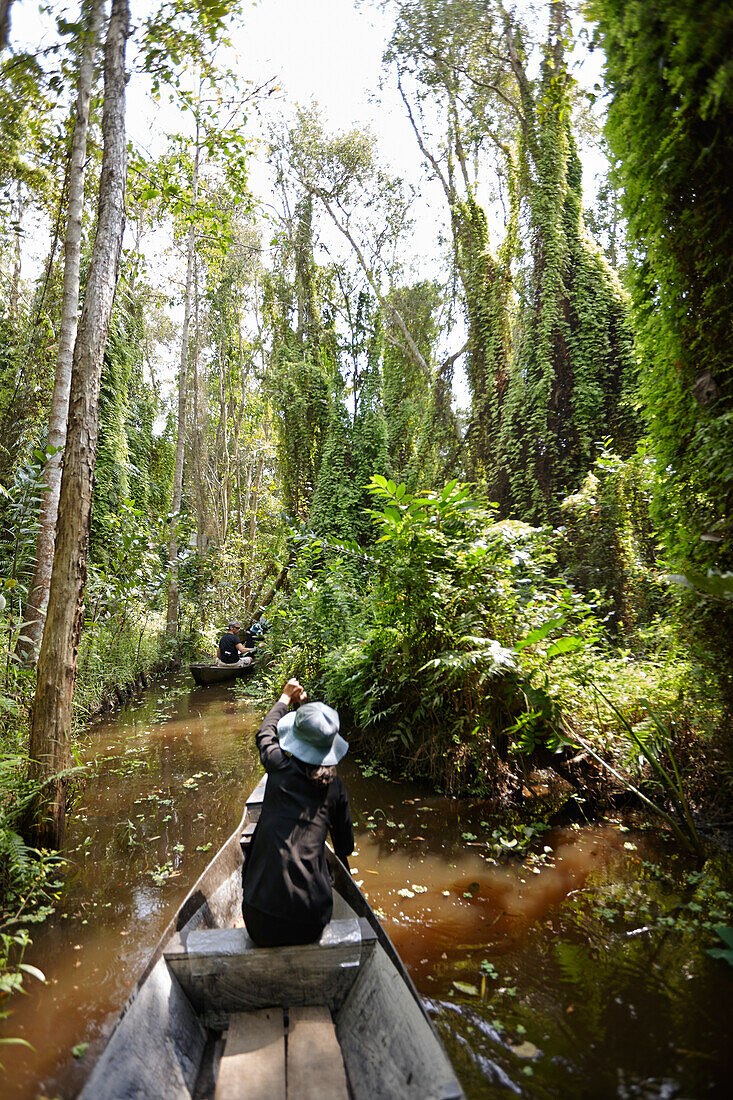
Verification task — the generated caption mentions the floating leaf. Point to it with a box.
[72,1042,90,1059]
[18,963,45,983]
[452,981,479,996]
[511,1041,539,1059]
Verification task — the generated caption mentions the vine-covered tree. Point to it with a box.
[265,189,334,520]
[589,0,733,576]
[497,0,638,520]
[388,0,516,483]
[388,0,638,519]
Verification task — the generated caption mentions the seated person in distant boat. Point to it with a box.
[242,619,266,651]
[242,678,354,948]
[216,621,253,667]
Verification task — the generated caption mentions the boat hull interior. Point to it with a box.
[79,778,464,1100]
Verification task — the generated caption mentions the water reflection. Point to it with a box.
[337,766,733,1099]
[345,826,626,973]
[2,678,731,1100]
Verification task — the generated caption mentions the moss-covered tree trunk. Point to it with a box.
[498,1,637,521]
[27,0,129,849]
[267,193,332,520]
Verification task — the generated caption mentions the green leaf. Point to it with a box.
[664,570,733,602]
[515,617,566,651]
[546,636,584,657]
[713,925,733,949]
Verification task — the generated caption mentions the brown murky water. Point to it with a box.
[2,674,732,1098]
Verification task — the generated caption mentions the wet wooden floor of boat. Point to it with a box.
[215,1005,349,1100]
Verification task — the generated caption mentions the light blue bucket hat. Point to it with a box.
[277,702,349,766]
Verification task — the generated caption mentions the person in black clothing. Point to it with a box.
[242,678,354,948]
[217,621,250,665]
[242,619,265,651]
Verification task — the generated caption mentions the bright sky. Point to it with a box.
[241,0,393,127]
[12,0,608,402]
[122,0,450,278]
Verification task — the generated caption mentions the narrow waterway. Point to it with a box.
[2,674,731,1099]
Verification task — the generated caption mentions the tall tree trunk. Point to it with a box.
[214,339,229,542]
[27,0,129,850]
[192,254,208,554]
[21,0,104,664]
[246,416,268,579]
[245,453,263,581]
[10,180,25,317]
[166,126,200,635]
[247,552,295,622]
[0,0,14,52]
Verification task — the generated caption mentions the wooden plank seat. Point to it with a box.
[165,918,377,1028]
[214,1006,349,1100]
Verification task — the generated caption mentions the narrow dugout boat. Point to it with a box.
[189,661,256,687]
[79,776,464,1100]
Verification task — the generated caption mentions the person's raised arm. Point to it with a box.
[278,678,307,707]
[255,678,307,771]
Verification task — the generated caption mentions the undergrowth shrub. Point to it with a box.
[266,539,368,688]
[319,479,575,794]
[558,444,664,634]
[73,611,180,718]
[0,755,64,1020]
[267,477,723,811]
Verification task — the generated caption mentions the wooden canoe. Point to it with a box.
[79,776,464,1100]
[189,661,256,686]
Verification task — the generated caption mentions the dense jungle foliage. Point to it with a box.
[1,0,732,1019]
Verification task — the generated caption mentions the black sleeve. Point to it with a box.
[329,778,355,869]
[255,700,290,772]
